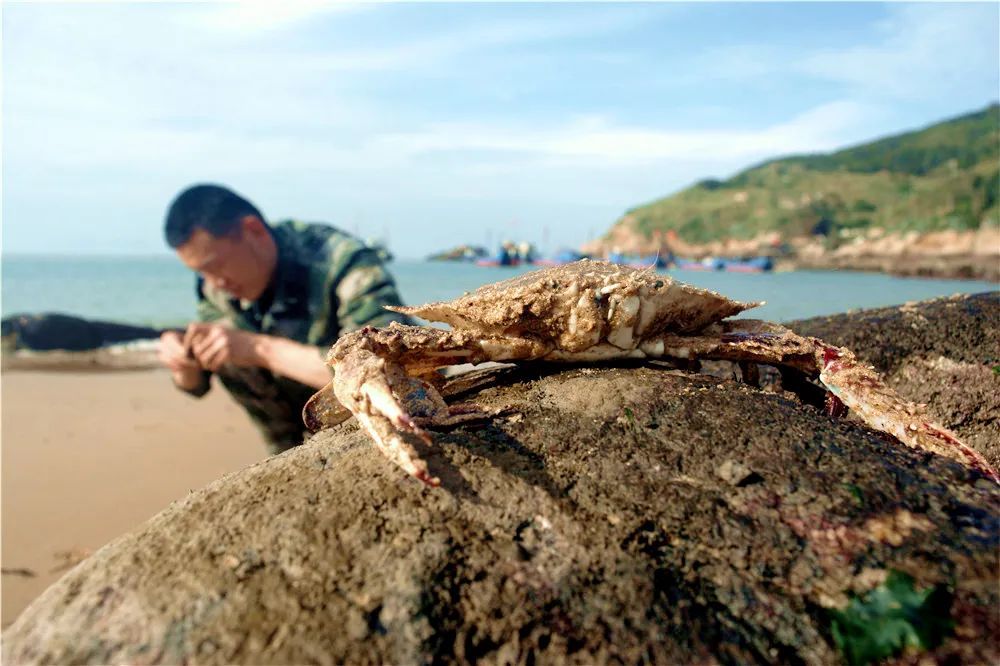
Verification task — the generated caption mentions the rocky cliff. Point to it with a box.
[584,104,1000,281]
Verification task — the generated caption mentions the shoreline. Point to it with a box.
[787,254,1000,282]
[584,225,1000,282]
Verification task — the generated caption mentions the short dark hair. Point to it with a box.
[164,184,266,248]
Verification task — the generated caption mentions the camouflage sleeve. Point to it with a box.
[335,249,411,332]
[307,243,412,347]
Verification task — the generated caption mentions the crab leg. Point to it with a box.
[303,366,510,433]
[316,324,551,486]
[651,320,999,484]
[330,344,438,484]
[310,319,997,487]
[818,347,999,484]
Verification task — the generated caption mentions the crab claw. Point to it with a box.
[353,410,439,486]
[302,381,352,432]
[331,347,440,487]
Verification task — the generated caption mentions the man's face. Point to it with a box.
[176,225,272,301]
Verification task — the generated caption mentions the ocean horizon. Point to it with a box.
[2,254,997,330]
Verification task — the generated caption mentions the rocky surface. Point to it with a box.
[4,295,998,665]
[788,228,1000,281]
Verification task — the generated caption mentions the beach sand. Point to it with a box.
[2,369,265,627]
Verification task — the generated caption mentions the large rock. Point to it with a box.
[4,295,998,665]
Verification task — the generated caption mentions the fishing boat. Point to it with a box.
[674,256,773,273]
[674,257,723,271]
[720,256,773,273]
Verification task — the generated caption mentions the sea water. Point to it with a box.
[2,254,996,328]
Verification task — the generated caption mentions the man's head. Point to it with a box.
[165,184,278,301]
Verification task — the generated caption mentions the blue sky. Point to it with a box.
[3,2,998,258]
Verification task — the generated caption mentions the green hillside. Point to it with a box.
[624,104,1000,245]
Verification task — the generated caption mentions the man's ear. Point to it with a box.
[240,215,268,238]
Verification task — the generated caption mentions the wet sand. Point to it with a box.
[2,369,265,627]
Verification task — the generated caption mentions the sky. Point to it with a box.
[3,1,998,259]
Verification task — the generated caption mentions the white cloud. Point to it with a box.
[366,100,873,168]
[798,3,999,99]
[3,2,659,162]
[184,1,364,35]
[286,5,659,73]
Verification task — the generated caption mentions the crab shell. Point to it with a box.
[386,259,762,353]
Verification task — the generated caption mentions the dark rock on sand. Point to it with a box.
[1,313,165,352]
[4,296,998,665]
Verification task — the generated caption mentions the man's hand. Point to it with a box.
[158,330,206,391]
[184,323,263,372]
[177,322,331,389]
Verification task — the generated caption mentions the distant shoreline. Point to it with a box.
[583,226,1000,283]
[1,340,162,372]
[783,254,1000,282]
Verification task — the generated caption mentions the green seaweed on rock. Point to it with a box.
[829,570,953,665]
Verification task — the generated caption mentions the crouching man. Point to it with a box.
[158,183,411,454]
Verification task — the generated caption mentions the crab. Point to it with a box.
[303,260,998,487]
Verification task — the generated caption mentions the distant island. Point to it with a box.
[584,103,1000,280]
[427,244,489,262]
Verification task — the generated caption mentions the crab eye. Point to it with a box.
[654,280,664,289]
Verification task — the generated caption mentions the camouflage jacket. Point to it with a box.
[184,220,409,397]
